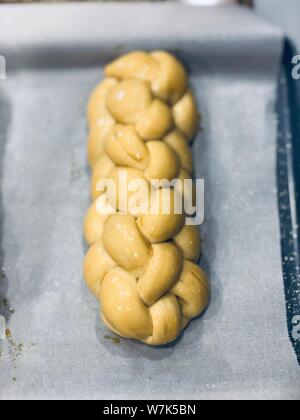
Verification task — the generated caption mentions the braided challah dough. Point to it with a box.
[84,51,209,346]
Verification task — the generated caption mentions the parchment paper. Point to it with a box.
[0,3,299,400]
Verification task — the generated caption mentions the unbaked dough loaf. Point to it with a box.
[84,51,209,345]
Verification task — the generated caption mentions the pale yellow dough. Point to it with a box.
[84,51,209,345]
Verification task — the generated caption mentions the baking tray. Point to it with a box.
[0,3,300,400]
[277,40,300,367]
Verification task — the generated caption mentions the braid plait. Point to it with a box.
[84,51,209,345]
